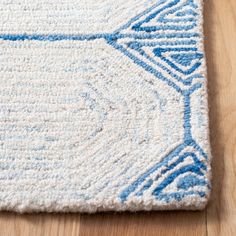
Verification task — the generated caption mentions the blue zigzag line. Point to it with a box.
[152,156,208,202]
[119,139,209,202]
[126,42,203,85]
[160,152,207,176]
[113,0,167,33]
[153,162,205,189]
[158,0,198,24]
[131,0,198,32]
[154,48,203,76]
[119,143,186,202]
[106,39,183,93]
[135,151,207,197]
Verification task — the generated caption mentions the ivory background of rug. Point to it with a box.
[0,0,211,213]
[0,0,236,235]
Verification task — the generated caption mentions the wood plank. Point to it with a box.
[0,213,80,236]
[204,0,236,235]
[79,211,206,236]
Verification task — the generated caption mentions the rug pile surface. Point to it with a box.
[0,0,211,212]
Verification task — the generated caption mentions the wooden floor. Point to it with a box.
[0,0,236,235]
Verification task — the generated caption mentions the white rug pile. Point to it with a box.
[0,0,211,212]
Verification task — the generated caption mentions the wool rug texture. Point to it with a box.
[0,0,211,212]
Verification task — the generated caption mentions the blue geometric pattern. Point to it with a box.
[0,0,210,205]
[120,140,209,203]
[130,0,198,32]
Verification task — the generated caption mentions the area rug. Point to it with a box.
[0,0,211,212]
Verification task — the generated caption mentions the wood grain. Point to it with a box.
[205,0,236,235]
[79,211,206,236]
[0,213,80,236]
[0,0,235,235]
